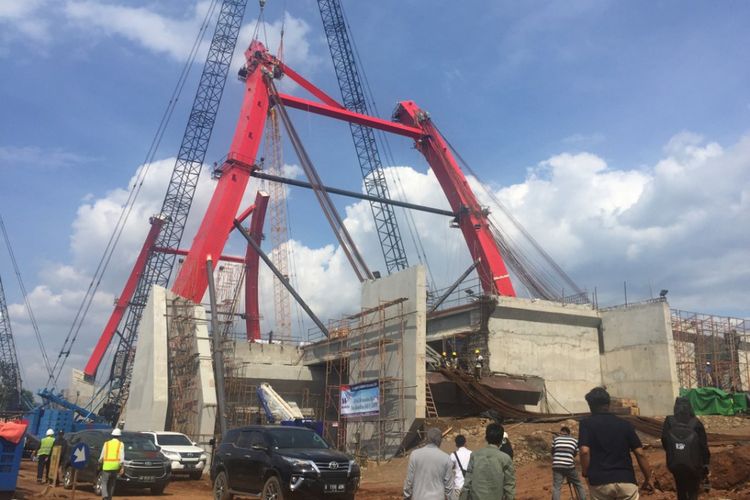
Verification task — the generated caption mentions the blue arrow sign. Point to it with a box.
[70,442,90,470]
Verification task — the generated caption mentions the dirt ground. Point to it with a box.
[356,415,750,500]
[12,461,213,499]
[10,415,750,499]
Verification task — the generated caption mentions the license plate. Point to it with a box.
[324,484,346,493]
[140,476,156,482]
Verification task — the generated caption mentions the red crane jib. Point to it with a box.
[83,216,166,378]
[88,40,516,374]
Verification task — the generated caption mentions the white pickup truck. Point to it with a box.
[141,431,208,479]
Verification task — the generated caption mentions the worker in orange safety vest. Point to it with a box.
[98,428,124,500]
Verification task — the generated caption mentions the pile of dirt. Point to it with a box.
[706,444,750,489]
[365,417,750,499]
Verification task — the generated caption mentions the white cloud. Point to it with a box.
[0,145,93,169]
[64,1,213,61]
[490,132,750,312]
[61,1,318,71]
[0,0,50,46]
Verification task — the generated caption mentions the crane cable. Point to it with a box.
[0,215,53,380]
[47,0,224,389]
[338,1,437,291]
[434,124,585,299]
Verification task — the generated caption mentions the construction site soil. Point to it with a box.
[12,415,750,499]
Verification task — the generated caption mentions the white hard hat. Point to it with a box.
[46,429,54,436]
[112,428,122,437]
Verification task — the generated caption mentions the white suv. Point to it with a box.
[141,431,208,479]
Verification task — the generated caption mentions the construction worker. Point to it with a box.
[451,351,458,370]
[441,352,449,368]
[36,428,55,483]
[474,349,484,380]
[99,428,124,500]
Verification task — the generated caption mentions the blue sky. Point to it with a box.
[1,0,749,390]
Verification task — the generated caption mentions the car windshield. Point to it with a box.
[266,429,329,450]
[121,435,159,452]
[156,434,193,446]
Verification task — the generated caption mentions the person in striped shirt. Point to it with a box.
[551,426,587,500]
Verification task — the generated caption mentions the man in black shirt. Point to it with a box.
[579,387,653,499]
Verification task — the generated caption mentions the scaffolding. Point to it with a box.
[164,297,203,438]
[672,309,750,391]
[319,298,408,462]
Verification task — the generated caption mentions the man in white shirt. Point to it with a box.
[449,434,472,499]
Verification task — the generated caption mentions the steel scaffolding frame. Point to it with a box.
[672,309,749,391]
[320,299,407,461]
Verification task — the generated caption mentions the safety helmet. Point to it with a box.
[442,352,447,356]
[475,349,480,354]
[112,428,122,437]
[452,351,457,356]
[45,428,54,436]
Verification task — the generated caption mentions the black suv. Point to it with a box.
[211,425,360,500]
[61,429,171,495]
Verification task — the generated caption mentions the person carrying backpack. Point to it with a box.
[661,397,710,500]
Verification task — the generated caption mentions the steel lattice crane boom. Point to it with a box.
[317,0,409,275]
[0,274,23,411]
[89,0,249,421]
[265,109,293,341]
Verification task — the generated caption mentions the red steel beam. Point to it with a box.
[84,215,167,377]
[279,62,345,110]
[276,93,424,140]
[394,101,515,296]
[171,41,271,303]
[244,191,270,341]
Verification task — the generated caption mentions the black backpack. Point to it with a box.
[665,417,702,474]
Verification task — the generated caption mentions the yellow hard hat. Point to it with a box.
[475,349,480,354]
[452,351,457,356]
[442,352,447,356]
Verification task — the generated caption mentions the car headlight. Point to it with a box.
[348,459,359,475]
[281,456,318,473]
[162,451,181,460]
[200,453,208,462]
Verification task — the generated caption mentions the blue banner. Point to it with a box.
[340,380,379,417]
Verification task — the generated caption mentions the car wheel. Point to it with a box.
[62,467,74,490]
[151,484,167,495]
[213,471,233,500]
[93,472,103,496]
[189,470,203,480]
[261,475,284,500]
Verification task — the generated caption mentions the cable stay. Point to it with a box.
[0,215,52,383]
[436,126,586,302]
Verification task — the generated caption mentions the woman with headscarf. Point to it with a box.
[661,397,710,500]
